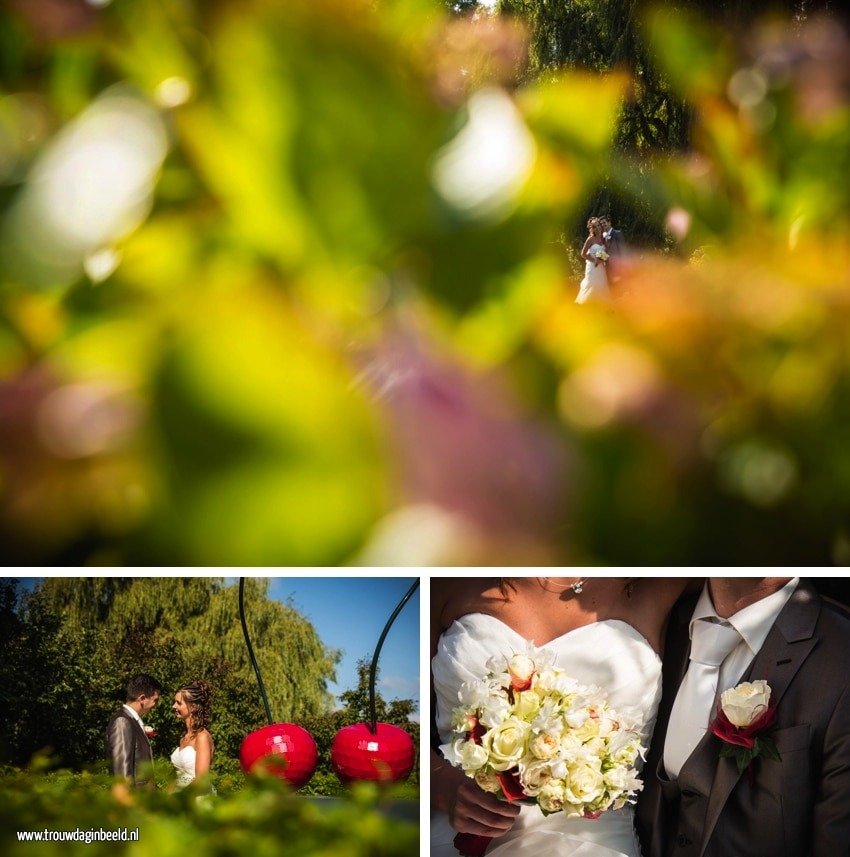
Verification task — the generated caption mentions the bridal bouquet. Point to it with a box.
[444,648,646,855]
[594,248,610,262]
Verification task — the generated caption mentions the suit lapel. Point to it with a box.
[138,719,154,761]
[126,710,153,760]
[692,582,821,857]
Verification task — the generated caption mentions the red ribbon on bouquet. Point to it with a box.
[453,770,525,857]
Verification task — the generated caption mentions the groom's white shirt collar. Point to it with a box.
[690,578,799,684]
[122,703,144,727]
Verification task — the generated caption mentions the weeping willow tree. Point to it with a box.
[495,0,848,249]
[496,0,690,248]
[1,578,338,774]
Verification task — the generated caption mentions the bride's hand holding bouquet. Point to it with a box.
[593,248,610,267]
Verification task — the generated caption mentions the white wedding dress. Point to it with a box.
[171,745,196,789]
[431,615,662,857]
[575,244,611,304]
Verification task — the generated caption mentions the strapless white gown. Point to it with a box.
[171,745,196,789]
[431,615,662,857]
[576,244,611,304]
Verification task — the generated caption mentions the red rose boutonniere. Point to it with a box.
[143,725,158,740]
[710,680,780,780]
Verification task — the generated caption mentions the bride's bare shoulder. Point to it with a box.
[430,578,509,655]
[432,579,507,629]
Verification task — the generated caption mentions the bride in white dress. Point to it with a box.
[431,578,687,857]
[171,680,214,790]
[576,218,612,305]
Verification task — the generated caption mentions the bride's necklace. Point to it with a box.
[539,577,588,595]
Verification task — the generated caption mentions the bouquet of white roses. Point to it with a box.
[594,248,610,262]
[444,647,646,831]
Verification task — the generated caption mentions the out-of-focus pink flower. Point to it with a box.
[356,331,570,560]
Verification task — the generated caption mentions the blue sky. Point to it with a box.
[268,577,420,719]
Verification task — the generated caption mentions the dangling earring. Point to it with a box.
[539,577,589,595]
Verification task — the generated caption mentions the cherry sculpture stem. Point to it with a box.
[239,577,273,725]
[369,578,419,734]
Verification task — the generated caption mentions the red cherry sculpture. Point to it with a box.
[240,723,318,789]
[331,722,415,784]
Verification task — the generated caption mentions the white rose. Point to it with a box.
[513,690,541,719]
[508,654,536,690]
[720,680,772,728]
[455,739,490,772]
[482,717,529,771]
[519,758,554,796]
[530,732,560,760]
[564,761,605,806]
[474,769,502,793]
[537,779,566,813]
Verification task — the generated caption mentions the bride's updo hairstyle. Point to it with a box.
[587,216,600,233]
[179,680,212,734]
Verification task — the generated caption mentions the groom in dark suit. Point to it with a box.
[599,216,624,284]
[105,673,162,789]
[637,578,850,857]
[599,216,623,257]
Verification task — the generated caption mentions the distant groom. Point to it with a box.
[105,673,162,789]
[599,216,623,257]
[599,216,624,284]
[637,578,850,857]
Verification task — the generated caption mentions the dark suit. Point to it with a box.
[637,581,850,857]
[105,707,154,789]
[604,228,624,256]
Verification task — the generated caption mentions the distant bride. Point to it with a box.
[171,680,214,790]
[576,217,612,304]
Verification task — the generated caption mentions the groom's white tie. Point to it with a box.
[664,619,742,779]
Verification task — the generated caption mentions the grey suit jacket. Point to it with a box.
[105,708,154,789]
[636,581,850,857]
[605,229,624,256]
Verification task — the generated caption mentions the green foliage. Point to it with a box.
[0,766,418,857]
